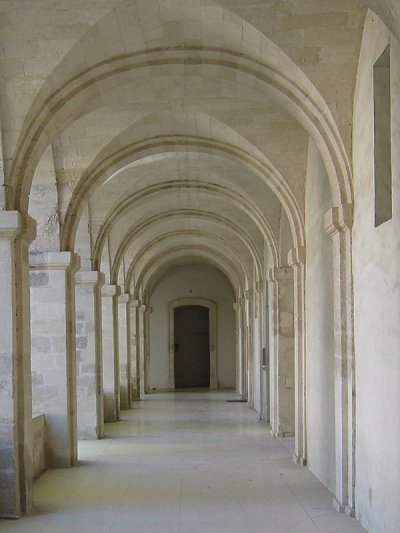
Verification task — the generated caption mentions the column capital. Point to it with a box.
[0,210,21,238]
[288,247,306,267]
[266,267,293,282]
[118,293,131,304]
[101,284,121,298]
[129,299,140,309]
[255,280,264,292]
[75,270,105,288]
[30,251,80,273]
[0,211,36,243]
[324,203,353,237]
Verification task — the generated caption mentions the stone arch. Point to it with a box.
[134,246,246,301]
[93,180,279,268]
[61,135,304,251]
[111,213,263,285]
[119,233,256,298]
[8,45,351,215]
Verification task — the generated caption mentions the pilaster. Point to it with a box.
[288,246,307,466]
[30,251,80,468]
[324,204,355,516]
[75,271,105,439]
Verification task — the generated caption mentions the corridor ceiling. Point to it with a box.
[0,0,395,298]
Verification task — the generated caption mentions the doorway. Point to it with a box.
[174,305,210,388]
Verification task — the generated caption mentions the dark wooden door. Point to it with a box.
[174,305,210,388]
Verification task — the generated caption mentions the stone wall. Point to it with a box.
[305,139,336,494]
[148,263,236,391]
[353,12,400,532]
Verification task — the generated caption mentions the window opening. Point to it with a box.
[373,44,392,227]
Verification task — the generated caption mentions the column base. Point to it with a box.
[333,497,350,514]
[333,499,355,517]
[345,505,355,517]
[293,454,307,466]
[78,426,99,440]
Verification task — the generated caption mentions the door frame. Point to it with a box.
[168,298,217,390]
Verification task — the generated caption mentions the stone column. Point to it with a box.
[266,267,295,437]
[324,204,355,516]
[129,300,140,402]
[250,284,263,413]
[244,292,254,407]
[101,285,121,422]
[30,251,80,468]
[75,271,105,439]
[263,281,271,423]
[137,304,147,398]
[118,293,131,410]
[240,297,249,401]
[143,306,152,394]
[233,302,243,396]
[288,247,307,466]
[0,212,35,518]
[255,281,266,421]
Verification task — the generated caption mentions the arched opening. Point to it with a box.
[147,264,236,394]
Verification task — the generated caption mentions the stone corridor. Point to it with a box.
[1,2,400,530]
[1,393,365,533]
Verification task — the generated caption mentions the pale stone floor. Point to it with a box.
[0,391,366,533]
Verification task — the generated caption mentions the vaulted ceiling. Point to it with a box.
[0,0,394,298]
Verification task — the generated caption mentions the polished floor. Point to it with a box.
[0,392,365,533]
